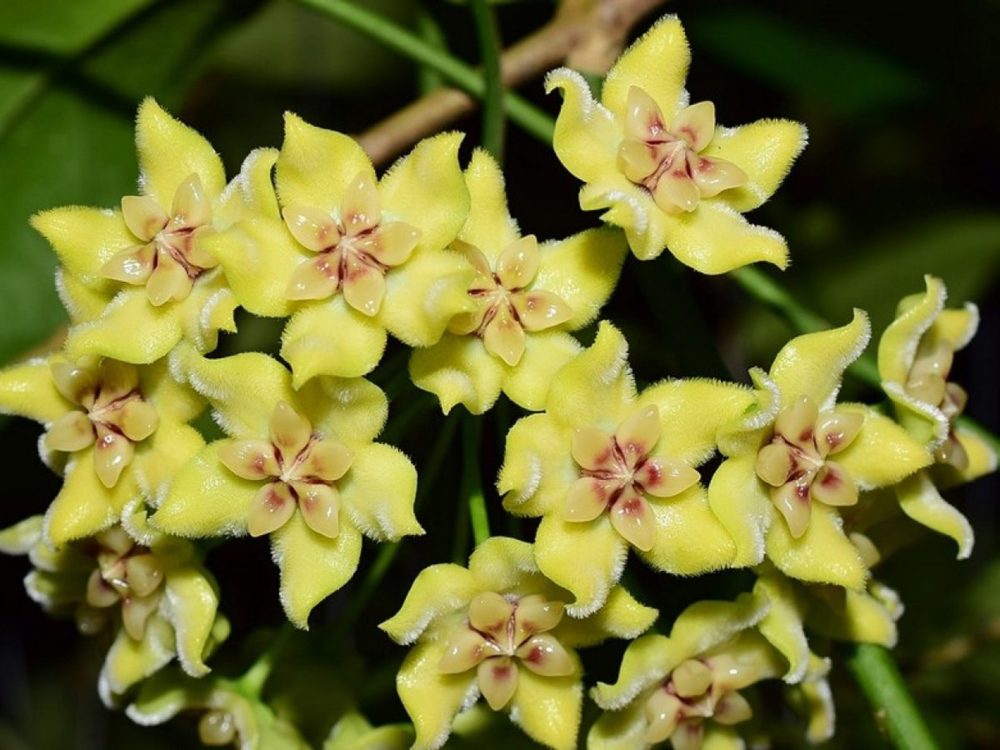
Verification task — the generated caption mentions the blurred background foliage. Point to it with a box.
[0,0,998,747]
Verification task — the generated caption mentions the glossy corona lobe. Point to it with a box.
[380,537,656,750]
[545,15,807,272]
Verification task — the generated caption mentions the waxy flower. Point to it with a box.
[498,322,752,615]
[204,114,473,386]
[877,275,997,558]
[0,354,204,545]
[545,16,807,272]
[380,537,657,750]
[0,512,224,704]
[29,100,289,363]
[411,149,626,413]
[588,594,788,750]
[151,349,421,627]
[708,312,932,589]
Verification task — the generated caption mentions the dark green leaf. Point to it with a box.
[0,0,154,55]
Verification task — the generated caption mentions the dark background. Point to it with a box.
[0,0,998,747]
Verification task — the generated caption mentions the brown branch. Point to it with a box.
[357,0,667,167]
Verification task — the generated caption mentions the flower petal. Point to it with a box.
[65,289,182,364]
[31,206,136,286]
[281,299,388,384]
[468,536,539,592]
[409,334,505,415]
[100,614,175,701]
[215,147,281,225]
[501,330,581,413]
[162,567,219,677]
[588,701,647,750]
[272,511,363,628]
[498,413,575,518]
[753,574,810,683]
[396,639,478,750]
[766,503,867,589]
[706,456,771,567]
[338,442,421,541]
[0,358,72,424]
[602,15,690,122]
[544,68,621,186]
[136,98,226,209]
[508,661,582,750]
[834,405,932,489]
[641,486,736,574]
[133,421,205,502]
[556,584,657,648]
[704,119,808,212]
[275,112,375,215]
[380,563,479,644]
[379,132,468,254]
[298,375,389,448]
[897,471,973,559]
[534,514,629,617]
[45,450,125,545]
[458,149,522,256]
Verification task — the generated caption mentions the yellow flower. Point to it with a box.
[498,322,753,615]
[708,311,932,590]
[545,15,807,273]
[410,149,627,413]
[379,537,656,750]
[877,275,997,558]
[588,593,793,750]
[0,512,225,705]
[0,354,204,545]
[151,348,421,628]
[203,113,473,386]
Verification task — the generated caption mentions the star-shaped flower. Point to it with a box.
[380,537,657,750]
[29,98,281,364]
[151,348,421,627]
[0,511,224,706]
[877,275,997,558]
[708,311,932,590]
[410,149,626,413]
[498,322,754,616]
[545,15,807,273]
[0,354,204,545]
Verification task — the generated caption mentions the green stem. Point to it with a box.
[416,8,447,94]
[237,624,294,698]
[462,414,491,546]
[469,0,505,159]
[845,643,939,750]
[296,0,552,143]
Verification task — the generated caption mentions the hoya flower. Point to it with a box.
[498,321,753,615]
[29,98,281,364]
[0,354,204,545]
[203,113,473,386]
[877,275,997,558]
[151,349,421,627]
[708,311,932,590]
[410,149,626,413]
[588,593,789,750]
[545,15,807,273]
[379,536,657,750]
[0,512,224,704]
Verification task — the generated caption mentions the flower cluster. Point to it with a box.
[0,12,993,750]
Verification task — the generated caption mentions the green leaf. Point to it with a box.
[689,10,925,117]
[0,0,154,55]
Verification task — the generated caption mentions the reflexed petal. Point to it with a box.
[811,463,858,507]
[755,443,792,487]
[0,359,74,423]
[816,410,864,456]
[512,290,573,332]
[774,395,819,448]
[478,657,518,710]
[0,516,43,555]
[217,439,279,480]
[283,204,340,252]
[341,257,386,316]
[835,406,932,489]
[482,306,525,366]
[496,236,540,290]
[544,69,621,186]
[101,244,155,284]
[602,16,691,121]
[299,438,352,481]
[690,156,747,199]
[121,196,168,242]
[247,482,297,537]
[671,659,712,698]
[281,299,387,383]
[897,471,974,560]
[337,442,421,540]
[134,420,204,500]
[672,101,716,151]
[501,330,581,413]
[340,171,381,235]
[31,206,137,285]
[272,510,363,628]
[770,481,812,539]
[714,692,753,725]
[615,405,662,463]
[610,489,656,551]
[766,503,867,590]
[161,568,220,678]
[535,515,628,617]
[571,426,615,472]
[467,536,539,593]
[439,628,491,674]
[300,375,388,448]
[171,174,212,229]
[642,486,736,575]
[276,112,375,214]
[459,150,522,256]
[94,427,135,488]
[396,640,478,750]
[286,255,340,301]
[146,253,193,306]
[624,85,667,142]
[703,118,808,212]
[769,311,871,410]
[358,221,421,267]
[269,401,311,460]
[706,456,771,567]
[100,614,174,699]
[516,633,574,676]
[136,98,226,209]
[514,595,564,640]
[652,170,700,214]
[469,591,515,642]
[564,477,614,522]
[66,289,183,364]
[380,563,478,644]
[294,481,340,539]
[45,411,94,452]
[508,664,583,750]
[215,147,281,226]
[558,585,657,649]
[409,334,504,415]
[498,412,576,518]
